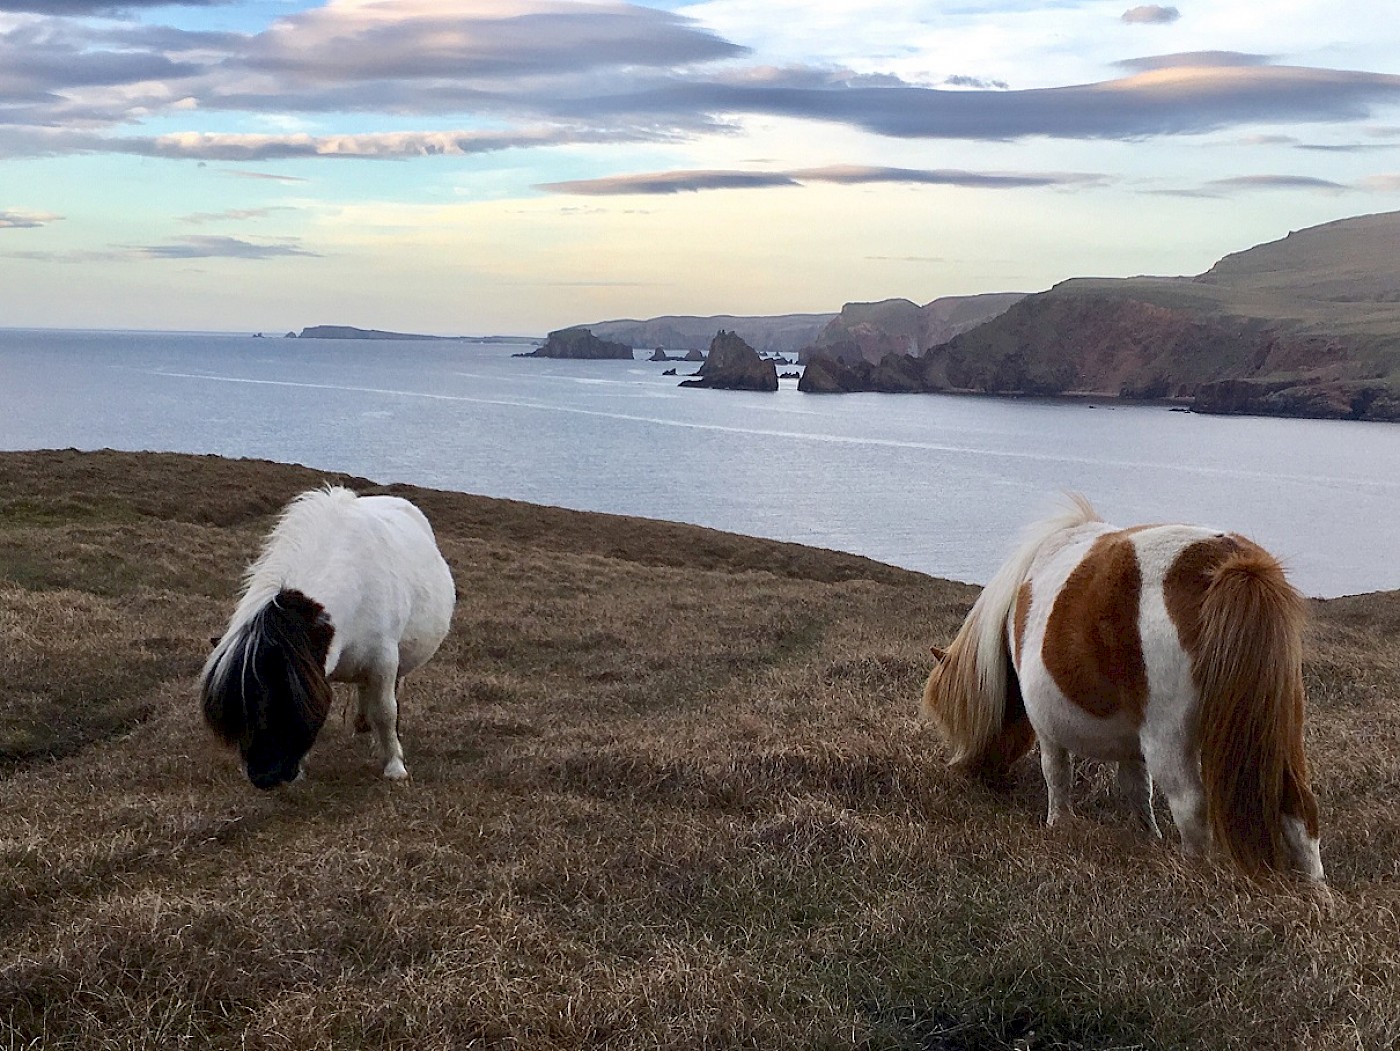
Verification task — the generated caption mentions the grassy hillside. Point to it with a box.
[924,212,1400,417]
[3,451,1399,1049]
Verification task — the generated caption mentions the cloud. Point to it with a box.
[1237,133,1299,146]
[1,248,124,262]
[0,125,668,162]
[127,235,319,260]
[178,207,291,224]
[1295,142,1399,152]
[235,0,746,83]
[538,164,1105,195]
[1206,175,1350,193]
[4,5,1400,160]
[0,209,62,228]
[539,169,799,194]
[1121,5,1180,25]
[0,0,223,11]
[1116,51,1271,71]
[221,170,309,183]
[943,75,1009,91]
[595,63,1400,142]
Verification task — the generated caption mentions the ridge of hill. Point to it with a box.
[800,292,1027,365]
[801,211,1400,420]
[583,312,835,354]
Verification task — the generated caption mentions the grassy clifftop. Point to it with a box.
[2,450,1399,1049]
[926,212,1400,418]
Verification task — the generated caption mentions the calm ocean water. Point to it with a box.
[2,327,1397,597]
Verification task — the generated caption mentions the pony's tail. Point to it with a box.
[1194,546,1317,877]
[200,589,335,783]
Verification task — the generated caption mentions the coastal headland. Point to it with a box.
[2,449,1399,1048]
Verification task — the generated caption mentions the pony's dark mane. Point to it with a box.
[201,588,335,789]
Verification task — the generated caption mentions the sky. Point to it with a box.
[2,0,1399,335]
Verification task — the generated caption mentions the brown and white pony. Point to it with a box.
[201,487,455,789]
[922,496,1323,882]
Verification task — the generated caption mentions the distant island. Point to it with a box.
[677,331,777,391]
[517,326,633,360]
[293,325,540,344]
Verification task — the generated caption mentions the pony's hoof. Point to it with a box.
[1304,881,1335,916]
[383,759,409,781]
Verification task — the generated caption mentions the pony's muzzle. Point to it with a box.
[246,754,303,791]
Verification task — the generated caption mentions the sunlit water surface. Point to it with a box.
[3,328,1397,597]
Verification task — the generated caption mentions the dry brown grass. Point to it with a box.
[2,449,1398,1050]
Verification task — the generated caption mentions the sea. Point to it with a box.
[2,327,1398,598]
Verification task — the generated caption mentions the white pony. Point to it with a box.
[200,486,454,789]
[922,496,1323,882]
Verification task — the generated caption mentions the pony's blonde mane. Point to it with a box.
[925,494,1101,768]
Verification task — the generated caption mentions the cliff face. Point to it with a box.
[524,327,634,360]
[800,292,1026,365]
[799,211,1400,421]
[800,293,1400,419]
[926,284,1398,419]
[679,331,778,392]
[1191,377,1400,421]
[927,295,1342,397]
[799,352,934,394]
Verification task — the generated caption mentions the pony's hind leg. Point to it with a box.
[1144,743,1210,857]
[1040,742,1073,826]
[1117,757,1161,838]
[360,656,408,781]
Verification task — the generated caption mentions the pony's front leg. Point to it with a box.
[1117,757,1161,839]
[1040,743,1073,826]
[360,659,408,781]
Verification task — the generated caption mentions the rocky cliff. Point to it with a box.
[678,331,778,392]
[799,292,1026,365]
[799,211,1400,421]
[522,327,634,360]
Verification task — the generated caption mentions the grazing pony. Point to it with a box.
[200,486,454,789]
[922,496,1323,882]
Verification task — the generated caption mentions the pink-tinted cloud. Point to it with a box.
[539,164,1104,195]
[1122,5,1181,25]
[0,208,62,228]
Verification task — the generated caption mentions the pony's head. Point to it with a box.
[920,644,950,717]
[201,589,335,790]
[921,607,1035,780]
